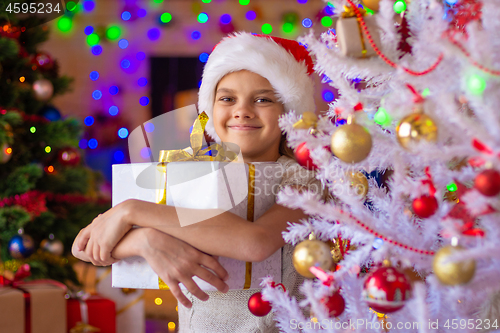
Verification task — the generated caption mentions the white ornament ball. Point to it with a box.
[33,79,54,101]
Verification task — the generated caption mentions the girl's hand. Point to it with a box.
[138,228,230,308]
[73,200,136,266]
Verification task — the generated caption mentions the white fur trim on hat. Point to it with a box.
[198,32,315,142]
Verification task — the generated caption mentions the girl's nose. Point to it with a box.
[232,102,255,119]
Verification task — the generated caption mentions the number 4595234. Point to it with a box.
[6,2,61,14]
[444,318,498,330]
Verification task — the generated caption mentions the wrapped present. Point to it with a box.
[67,293,116,333]
[0,287,25,333]
[336,6,382,58]
[73,263,144,333]
[112,112,284,291]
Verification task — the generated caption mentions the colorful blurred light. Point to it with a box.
[245,11,256,20]
[91,45,102,56]
[282,22,294,33]
[121,11,131,21]
[148,28,161,40]
[109,86,119,95]
[106,26,122,40]
[137,8,147,17]
[84,116,94,126]
[321,16,333,27]
[220,14,232,24]
[374,107,392,126]
[120,59,131,69]
[201,0,212,3]
[198,12,209,23]
[89,71,99,81]
[114,150,125,162]
[82,0,94,12]
[199,52,209,63]
[302,18,313,28]
[191,31,201,40]
[79,139,88,149]
[45,146,51,153]
[136,52,146,61]
[92,90,102,100]
[160,12,172,23]
[138,77,148,86]
[118,128,129,139]
[322,90,335,102]
[261,23,273,34]
[30,126,36,133]
[87,33,99,46]
[393,0,406,13]
[298,0,308,3]
[66,1,77,11]
[84,26,94,35]
[144,122,155,133]
[57,17,72,33]
[140,97,150,106]
[141,147,152,159]
[467,74,486,95]
[239,0,250,5]
[325,4,335,15]
[109,106,119,116]
[118,39,129,49]
[88,138,98,149]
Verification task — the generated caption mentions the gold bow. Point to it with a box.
[341,5,366,18]
[70,323,100,333]
[293,111,318,129]
[158,111,238,164]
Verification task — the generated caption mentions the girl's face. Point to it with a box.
[213,70,284,162]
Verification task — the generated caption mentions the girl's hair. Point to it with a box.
[279,134,295,159]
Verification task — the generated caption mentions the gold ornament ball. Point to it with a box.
[293,239,334,278]
[346,171,369,198]
[331,123,372,163]
[396,113,438,150]
[432,245,475,285]
[362,0,380,11]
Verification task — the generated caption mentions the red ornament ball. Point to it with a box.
[33,52,53,70]
[321,291,345,317]
[294,142,318,171]
[474,169,500,197]
[362,266,412,313]
[248,292,272,317]
[58,147,81,166]
[412,195,438,218]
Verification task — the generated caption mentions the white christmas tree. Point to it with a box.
[260,0,500,332]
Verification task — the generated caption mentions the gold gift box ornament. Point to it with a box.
[336,5,382,58]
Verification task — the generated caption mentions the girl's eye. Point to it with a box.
[256,98,272,103]
[218,97,234,102]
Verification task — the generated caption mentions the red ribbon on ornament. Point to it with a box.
[309,266,334,286]
[405,84,425,104]
[469,138,500,167]
[421,167,437,196]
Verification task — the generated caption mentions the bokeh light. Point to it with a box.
[109,106,119,116]
[30,126,36,133]
[138,77,148,86]
[148,28,161,41]
[79,139,88,149]
[136,52,146,61]
[374,107,392,126]
[282,23,294,33]
[82,0,94,12]
[137,8,147,17]
[245,11,256,20]
[298,0,307,3]
[141,147,152,159]
[114,150,125,162]
[220,14,232,24]
[89,71,99,81]
[191,31,201,40]
[86,33,100,46]
[321,16,333,27]
[118,128,129,139]
[84,116,94,126]
[45,146,51,153]
[121,11,131,21]
[106,26,122,40]
[120,59,131,69]
[88,138,98,149]
[92,90,102,100]
[91,45,102,56]
[322,90,335,102]
[467,74,486,95]
[393,0,406,13]
[239,0,250,5]
[66,1,77,11]
[302,18,313,28]
[261,23,273,34]
[144,122,155,132]
[160,12,172,23]
[57,17,72,33]
[199,52,209,63]
[84,26,94,35]
[198,12,209,23]
[109,86,119,95]
[140,96,150,106]
[118,39,129,49]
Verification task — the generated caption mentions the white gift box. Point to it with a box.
[112,161,284,291]
[336,14,382,58]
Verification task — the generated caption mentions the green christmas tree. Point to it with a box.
[0,15,110,285]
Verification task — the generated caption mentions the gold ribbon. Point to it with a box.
[70,323,100,333]
[243,164,256,290]
[116,294,145,316]
[341,5,369,58]
[156,111,238,205]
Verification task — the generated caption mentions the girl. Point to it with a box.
[73,32,323,332]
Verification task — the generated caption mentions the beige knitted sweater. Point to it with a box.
[178,156,322,333]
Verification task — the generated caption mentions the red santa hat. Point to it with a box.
[198,32,316,142]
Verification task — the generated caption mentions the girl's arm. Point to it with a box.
[72,227,230,308]
[75,196,307,264]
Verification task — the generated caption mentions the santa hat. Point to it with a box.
[198,32,316,142]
